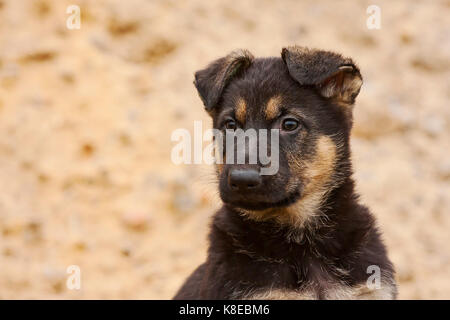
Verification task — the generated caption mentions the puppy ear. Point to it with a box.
[194,49,254,111]
[281,46,362,105]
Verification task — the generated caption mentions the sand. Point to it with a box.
[0,0,448,299]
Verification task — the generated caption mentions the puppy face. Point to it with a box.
[194,47,362,226]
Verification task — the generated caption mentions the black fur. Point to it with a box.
[194,49,254,111]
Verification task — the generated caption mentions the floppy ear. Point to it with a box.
[194,49,254,111]
[281,46,362,105]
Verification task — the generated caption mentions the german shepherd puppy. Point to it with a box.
[174,46,397,299]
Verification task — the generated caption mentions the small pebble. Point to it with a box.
[121,211,151,230]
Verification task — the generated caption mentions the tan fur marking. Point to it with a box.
[325,282,396,300]
[284,135,337,227]
[216,163,224,175]
[320,70,362,105]
[235,97,247,124]
[242,281,396,300]
[265,95,282,121]
[238,136,337,229]
[343,73,362,99]
[244,289,316,300]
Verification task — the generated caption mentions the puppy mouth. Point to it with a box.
[222,189,301,211]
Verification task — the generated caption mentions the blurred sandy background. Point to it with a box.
[0,0,449,299]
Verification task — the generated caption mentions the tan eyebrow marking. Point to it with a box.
[235,97,247,124]
[265,95,283,121]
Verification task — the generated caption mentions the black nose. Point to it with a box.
[228,168,262,191]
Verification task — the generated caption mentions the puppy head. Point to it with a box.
[194,46,362,226]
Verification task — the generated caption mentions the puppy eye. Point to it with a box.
[225,119,237,130]
[281,118,299,131]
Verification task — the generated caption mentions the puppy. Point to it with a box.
[174,46,397,300]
